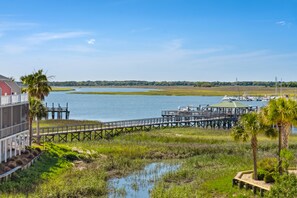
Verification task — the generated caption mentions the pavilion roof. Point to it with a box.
[210,101,249,108]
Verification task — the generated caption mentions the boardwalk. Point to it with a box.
[32,114,236,143]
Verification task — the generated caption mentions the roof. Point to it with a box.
[0,75,10,81]
[210,101,248,108]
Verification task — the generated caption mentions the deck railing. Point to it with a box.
[0,94,28,106]
[0,122,29,139]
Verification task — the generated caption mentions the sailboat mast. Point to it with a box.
[275,77,278,96]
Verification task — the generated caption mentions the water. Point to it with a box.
[45,88,266,121]
[108,162,180,198]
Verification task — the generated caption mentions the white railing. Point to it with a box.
[0,93,28,106]
[0,122,29,139]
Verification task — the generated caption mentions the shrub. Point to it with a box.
[32,150,39,156]
[7,162,17,169]
[280,149,294,173]
[3,166,11,172]
[258,157,278,173]
[268,174,297,197]
[257,157,278,183]
[63,152,79,161]
[22,150,30,155]
[257,169,266,180]
[264,172,276,183]
[35,147,42,153]
[27,154,34,159]
[16,159,24,166]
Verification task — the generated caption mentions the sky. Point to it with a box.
[0,0,297,82]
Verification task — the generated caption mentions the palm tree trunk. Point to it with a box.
[37,117,40,145]
[282,124,291,149]
[278,124,283,174]
[251,135,258,180]
[29,117,33,146]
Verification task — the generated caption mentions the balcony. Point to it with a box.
[0,122,29,139]
[0,94,28,106]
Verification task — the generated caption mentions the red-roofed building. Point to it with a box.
[0,75,29,163]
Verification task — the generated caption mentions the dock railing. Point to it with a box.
[33,115,229,135]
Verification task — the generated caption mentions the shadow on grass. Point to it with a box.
[0,151,70,195]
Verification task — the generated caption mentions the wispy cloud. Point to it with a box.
[87,38,96,45]
[276,21,287,26]
[26,31,90,44]
[0,21,37,31]
[275,20,292,27]
[0,44,28,54]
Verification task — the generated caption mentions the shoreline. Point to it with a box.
[65,86,297,97]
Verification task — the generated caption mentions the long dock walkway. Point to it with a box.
[32,114,236,143]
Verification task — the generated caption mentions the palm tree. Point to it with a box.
[28,97,47,145]
[21,69,52,100]
[231,112,276,180]
[21,69,52,144]
[261,97,297,173]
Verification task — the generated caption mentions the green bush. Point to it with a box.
[63,152,79,161]
[264,172,275,183]
[258,157,278,173]
[280,149,294,173]
[257,157,278,183]
[267,174,297,197]
[257,169,266,180]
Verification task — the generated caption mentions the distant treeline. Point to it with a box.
[48,80,297,87]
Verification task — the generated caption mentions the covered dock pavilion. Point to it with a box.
[208,101,257,118]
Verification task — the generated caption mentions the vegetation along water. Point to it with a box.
[1,126,297,197]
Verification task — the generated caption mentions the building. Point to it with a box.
[0,75,29,163]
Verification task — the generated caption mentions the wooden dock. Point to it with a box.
[32,114,236,143]
[45,103,70,120]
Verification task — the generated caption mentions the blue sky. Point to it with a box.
[0,0,297,81]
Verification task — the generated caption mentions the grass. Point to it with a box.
[32,119,101,128]
[51,87,75,92]
[1,127,295,197]
[70,86,297,96]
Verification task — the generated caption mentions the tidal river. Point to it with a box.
[45,87,266,122]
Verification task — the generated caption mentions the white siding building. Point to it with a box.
[0,75,29,163]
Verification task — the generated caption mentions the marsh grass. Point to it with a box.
[71,86,297,96]
[51,87,75,92]
[32,119,102,128]
[1,127,296,197]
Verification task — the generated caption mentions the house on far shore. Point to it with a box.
[0,75,29,163]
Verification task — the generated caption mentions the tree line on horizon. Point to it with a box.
[45,80,297,87]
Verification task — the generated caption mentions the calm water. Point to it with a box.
[108,162,180,198]
[45,88,266,122]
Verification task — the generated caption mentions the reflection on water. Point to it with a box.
[108,162,180,198]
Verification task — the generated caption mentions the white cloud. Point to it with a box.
[0,44,28,54]
[276,21,287,26]
[26,31,90,44]
[87,39,96,45]
[0,21,37,31]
